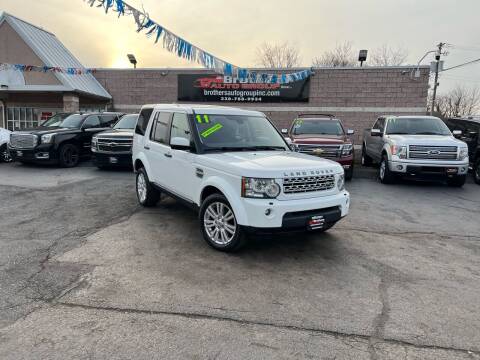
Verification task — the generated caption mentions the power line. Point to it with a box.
[442,57,480,72]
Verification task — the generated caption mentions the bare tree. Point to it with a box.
[312,41,356,67]
[434,86,480,118]
[255,42,301,68]
[370,44,409,66]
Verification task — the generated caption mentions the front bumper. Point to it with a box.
[237,190,350,229]
[7,145,57,164]
[389,159,469,177]
[92,152,132,167]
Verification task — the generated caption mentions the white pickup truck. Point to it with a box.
[132,104,350,251]
[362,115,469,187]
[0,128,12,162]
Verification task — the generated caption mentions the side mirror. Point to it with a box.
[281,128,288,135]
[452,130,462,138]
[347,129,355,135]
[371,128,382,137]
[170,137,191,150]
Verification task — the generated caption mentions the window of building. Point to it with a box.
[6,107,39,131]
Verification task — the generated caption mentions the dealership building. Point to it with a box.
[0,12,430,142]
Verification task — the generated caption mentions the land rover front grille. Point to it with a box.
[97,138,132,153]
[296,144,341,158]
[283,174,336,194]
[408,145,458,160]
[10,134,37,149]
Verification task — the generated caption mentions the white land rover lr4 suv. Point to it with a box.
[132,104,350,251]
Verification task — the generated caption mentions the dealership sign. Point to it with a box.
[178,74,310,103]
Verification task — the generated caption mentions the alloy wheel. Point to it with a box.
[1,149,12,163]
[137,173,147,203]
[64,147,79,166]
[379,160,386,180]
[476,162,480,182]
[203,202,237,245]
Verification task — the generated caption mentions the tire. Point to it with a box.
[474,159,480,185]
[0,144,12,163]
[58,143,80,168]
[136,167,160,207]
[447,175,466,187]
[379,154,395,184]
[361,143,373,166]
[345,166,353,181]
[199,194,246,252]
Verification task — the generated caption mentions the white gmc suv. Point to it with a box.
[132,104,350,251]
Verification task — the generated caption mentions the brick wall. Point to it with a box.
[94,67,430,143]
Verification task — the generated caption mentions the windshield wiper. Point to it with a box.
[247,146,287,151]
[414,132,442,135]
[204,146,287,152]
[387,132,409,135]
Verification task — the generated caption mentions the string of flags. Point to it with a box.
[0,63,96,75]
[84,0,312,84]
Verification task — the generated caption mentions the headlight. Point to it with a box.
[41,134,55,144]
[391,145,407,159]
[458,147,468,161]
[91,137,98,151]
[242,177,281,199]
[341,143,353,157]
[337,174,345,191]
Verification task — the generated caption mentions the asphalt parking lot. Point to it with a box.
[0,161,479,360]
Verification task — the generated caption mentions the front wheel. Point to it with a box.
[0,144,12,163]
[379,155,395,184]
[58,143,80,168]
[199,194,246,252]
[136,167,160,207]
[474,159,480,185]
[447,175,466,187]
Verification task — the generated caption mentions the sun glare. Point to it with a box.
[110,56,131,69]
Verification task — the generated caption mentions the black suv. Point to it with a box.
[91,113,138,169]
[444,116,480,184]
[8,112,124,167]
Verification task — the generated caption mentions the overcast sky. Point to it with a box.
[2,0,480,93]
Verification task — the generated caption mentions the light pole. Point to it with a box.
[127,54,137,69]
[430,43,445,115]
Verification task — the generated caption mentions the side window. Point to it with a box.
[151,112,171,144]
[373,118,385,132]
[135,108,153,136]
[83,115,101,129]
[170,113,191,144]
[100,114,117,127]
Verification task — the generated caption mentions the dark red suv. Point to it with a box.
[282,114,355,179]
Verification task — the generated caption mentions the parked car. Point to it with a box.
[443,116,480,184]
[0,127,12,163]
[281,114,355,180]
[8,112,124,167]
[132,104,350,252]
[362,115,469,186]
[91,114,139,169]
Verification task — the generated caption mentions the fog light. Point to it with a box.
[265,209,272,216]
[397,165,404,170]
[35,152,49,159]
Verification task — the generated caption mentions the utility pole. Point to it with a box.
[430,42,445,115]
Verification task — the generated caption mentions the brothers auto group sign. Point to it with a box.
[178,74,310,103]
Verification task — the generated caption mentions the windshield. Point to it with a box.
[292,119,344,135]
[386,117,452,136]
[114,114,138,129]
[42,114,85,129]
[194,114,289,151]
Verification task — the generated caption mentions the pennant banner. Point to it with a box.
[0,63,96,75]
[84,0,311,84]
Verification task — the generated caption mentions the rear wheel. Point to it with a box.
[58,144,80,168]
[447,175,466,187]
[474,159,480,185]
[379,154,395,184]
[0,144,12,163]
[136,167,160,207]
[199,194,246,252]
[361,144,373,166]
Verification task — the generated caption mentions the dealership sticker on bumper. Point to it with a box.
[308,215,325,230]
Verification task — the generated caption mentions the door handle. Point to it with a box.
[164,153,172,158]
[144,146,150,150]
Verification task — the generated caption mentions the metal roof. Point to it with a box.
[0,12,111,99]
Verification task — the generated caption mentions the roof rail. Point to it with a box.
[297,113,335,118]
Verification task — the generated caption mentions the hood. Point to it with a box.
[13,127,79,136]
[0,128,11,144]
[197,151,343,178]
[95,129,134,138]
[291,134,349,145]
[387,134,466,147]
